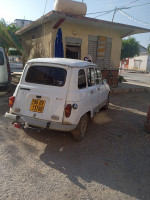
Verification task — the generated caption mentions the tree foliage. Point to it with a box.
[121,37,140,60]
[8,48,22,56]
[0,19,22,53]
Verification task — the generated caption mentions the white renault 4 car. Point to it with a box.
[5,58,110,140]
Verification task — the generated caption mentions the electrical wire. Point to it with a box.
[119,10,150,26]
[93,0,150,20]
[127,2,150,9]
[86,0,141,16]
[87,9,116,16]
[122,0,140,7]
[43,0,49,15]
[95,10,114,19]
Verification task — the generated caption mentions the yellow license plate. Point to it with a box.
[30,99,46,113]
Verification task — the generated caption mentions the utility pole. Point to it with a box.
[112,6,131,22]
[112,7,117,22]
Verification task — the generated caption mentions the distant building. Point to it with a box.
[14,19,33,28]
[127,45,150,72]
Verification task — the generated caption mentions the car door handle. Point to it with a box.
[20,87,30,91]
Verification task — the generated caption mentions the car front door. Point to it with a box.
[87,67,99,113]
[95,68,107,106]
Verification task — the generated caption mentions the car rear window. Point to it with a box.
[0,51,4,65]
[25,65,67,87]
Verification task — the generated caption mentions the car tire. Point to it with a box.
[102,93,109,110]
[72,113,89,141]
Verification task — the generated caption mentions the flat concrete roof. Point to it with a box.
[16,10,150,38]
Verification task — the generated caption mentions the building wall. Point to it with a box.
[60,21,122,68]
[128,53,148,71]
[14,19,32,28]
[22,19,122,68]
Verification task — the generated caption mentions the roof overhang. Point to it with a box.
[16,10,150,38]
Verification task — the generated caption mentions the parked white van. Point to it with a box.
[0,47,11,90]
[5,58,110,140]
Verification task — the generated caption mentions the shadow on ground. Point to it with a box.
[22,91,150,200]
[111,82,149,93]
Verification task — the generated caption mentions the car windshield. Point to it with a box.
[25,65,67,87]
[0,51,4,65]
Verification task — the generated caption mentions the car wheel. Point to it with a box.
[72,113,89,141]
[102,93,109,110]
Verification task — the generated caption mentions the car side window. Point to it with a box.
[78,69,87,89]
[87,68,95,87]
[95,68,102,84]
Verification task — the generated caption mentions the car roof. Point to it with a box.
[28,58,97,68]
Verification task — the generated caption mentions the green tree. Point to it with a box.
[148,44,150,54]
[121,37,140,60]
[0,19,12,51]
[0,19,22,53]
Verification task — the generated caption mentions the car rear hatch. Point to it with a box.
[13,63,70,123]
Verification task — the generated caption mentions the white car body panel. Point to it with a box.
[6,58,110,131]
[0,47,8,85]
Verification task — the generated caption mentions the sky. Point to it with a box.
[0,0,150,48]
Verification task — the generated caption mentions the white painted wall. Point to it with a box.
[128,53,149,71]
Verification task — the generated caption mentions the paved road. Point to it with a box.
[10,62,23,73]
[120,71,150,87]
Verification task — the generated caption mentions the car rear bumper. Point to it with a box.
[5,112,77,131]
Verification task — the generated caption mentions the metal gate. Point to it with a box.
[88,36,112,69]
[88,36,98,63]
[104,38,112,68]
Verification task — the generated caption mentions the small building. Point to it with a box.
[16,1,150,69]
[14,19,33,28]
[128,45,150,72]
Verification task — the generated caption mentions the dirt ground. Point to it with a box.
[0,83,150,200]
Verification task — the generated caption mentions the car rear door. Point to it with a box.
[13,63,70,123]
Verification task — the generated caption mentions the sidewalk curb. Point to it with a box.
[123,69,149,74]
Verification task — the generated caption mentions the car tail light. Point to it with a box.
[65,104,72,118]
[9,96,15,108]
